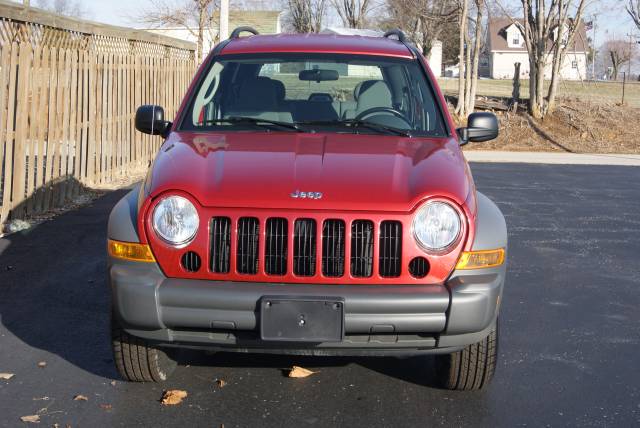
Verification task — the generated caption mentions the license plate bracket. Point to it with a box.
[260,296,345,342]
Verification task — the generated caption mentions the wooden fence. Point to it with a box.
[0,1,197,229]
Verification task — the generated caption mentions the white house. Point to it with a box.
[486,18,588,80]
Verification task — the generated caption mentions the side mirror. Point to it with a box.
[135,105,171,137]
[457,112,499,146]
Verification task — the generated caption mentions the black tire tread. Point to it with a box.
[436,320,498,391]
[111,317,175,382]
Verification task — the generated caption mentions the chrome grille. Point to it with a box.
[207,217,403,279]
[265,217,288,275]
[350,220,374,278]
[379,221,402,277]
[237,217,259,274]
[322,219,345,277]
[210,217,230,273]
[293,219,317,276]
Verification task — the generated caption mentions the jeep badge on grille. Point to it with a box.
[290,190,322,199]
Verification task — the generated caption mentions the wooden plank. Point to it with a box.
[25,45,42,215]
[34,47,50,213]
[58,48,71,206]
[80,49,89,188]
[42,46,57,212]
[51,46,65,207]
[86,50,96,185]
[10,42,31,218]
[68,48,78,199]
[106,52,113,183]
[0,44,16,227]
[99,52,107,184]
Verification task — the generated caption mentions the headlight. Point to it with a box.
[412,201,461,253]
[152,195,199,245]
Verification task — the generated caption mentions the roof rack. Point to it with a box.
[230,26,259,39]
[383,29,407,43]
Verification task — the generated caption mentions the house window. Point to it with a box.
[512,36,520,46]
[571,61,578,69]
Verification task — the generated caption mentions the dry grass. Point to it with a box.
[458,98,640,154]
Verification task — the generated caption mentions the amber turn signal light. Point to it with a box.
[455,248,505,270]
[108,239,155,262]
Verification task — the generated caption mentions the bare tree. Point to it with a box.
[34,0,89,18]
[382,0,458,57]
[455,0,469,116]
[512,0,588,119]
[604,39,637,79]
[137,0,219,63]
[332,0,373,29]
[466,0,485,114]
[628,0,640,29]
[454,0,485,117]
[287,0,327,33]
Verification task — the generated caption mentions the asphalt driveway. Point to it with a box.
[1,163,639,427]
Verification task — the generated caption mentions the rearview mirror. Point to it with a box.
[457,112,499,146]
[299,69,339,82]
[135,105,171,137]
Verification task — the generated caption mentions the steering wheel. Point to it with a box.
[355,107,409,123]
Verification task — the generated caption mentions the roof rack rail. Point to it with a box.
[230,26,259,39]
[383,29,407,43]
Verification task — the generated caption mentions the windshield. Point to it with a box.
[180,53,447,137]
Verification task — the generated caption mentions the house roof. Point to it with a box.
[488,17,588,53]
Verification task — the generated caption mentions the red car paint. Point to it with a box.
[137,34,478,285]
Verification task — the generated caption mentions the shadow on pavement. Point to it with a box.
[0,189,129,379]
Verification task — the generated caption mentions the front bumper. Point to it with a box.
[110,260,505,356]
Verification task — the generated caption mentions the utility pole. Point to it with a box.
[219,0,229,41]
[627,33,634,78]
[591,14,597,80]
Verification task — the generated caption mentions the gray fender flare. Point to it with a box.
[440,191,508,343]
[470,191,507,251]
[108,185,142,243]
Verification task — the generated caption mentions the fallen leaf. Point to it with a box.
[161,390,188,405]
[37,361,46,368]
[288,366,316,378]
[216,379,226,388]
[73,395,88,401]
[100,404,112,411]
[20,415,40,423]
[0,373,15,380]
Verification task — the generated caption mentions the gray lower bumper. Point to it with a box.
[110,260,505,354]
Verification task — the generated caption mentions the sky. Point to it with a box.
[9,0,640,43]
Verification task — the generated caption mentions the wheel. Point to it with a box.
[435,320,498,391]
[111,316,177,382]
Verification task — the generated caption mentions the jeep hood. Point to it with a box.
[146,132,472,213]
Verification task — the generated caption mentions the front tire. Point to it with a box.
[435,320,498,390]
[111,317,177,382]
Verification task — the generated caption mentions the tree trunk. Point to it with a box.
[512,62,521,112]
[455,0,468,116]
[197,5,206,63]
[467,0,483,114]
[529,56,545,120]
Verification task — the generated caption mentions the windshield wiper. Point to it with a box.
[298,119,412,137]
[200,116,303,132]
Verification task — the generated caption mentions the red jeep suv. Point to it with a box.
[107,28,507,390]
